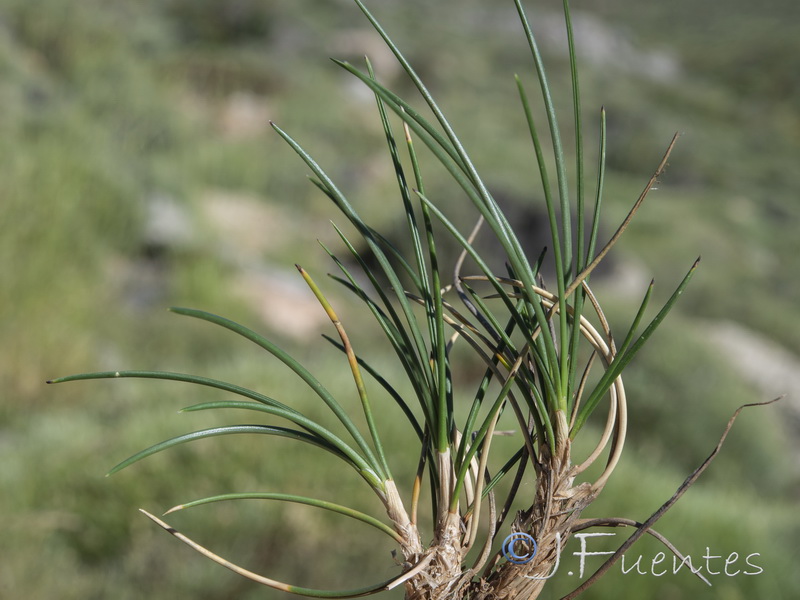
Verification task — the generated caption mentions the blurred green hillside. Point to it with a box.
[1,0,798,598]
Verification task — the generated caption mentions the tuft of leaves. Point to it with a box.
[49,1,702,598]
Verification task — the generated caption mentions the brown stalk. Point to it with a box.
[563,133,680,303]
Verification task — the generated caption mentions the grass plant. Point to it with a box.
[48,1,777,599]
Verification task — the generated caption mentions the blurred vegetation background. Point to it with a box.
[2,0,798,598]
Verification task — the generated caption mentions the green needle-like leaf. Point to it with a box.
[180,401,376,478]
[573,258,701,435]
[297,266,392,481]
[450,356,522,510]
[322,334,424,442]
[106,425,379,489]
[416,193,559,411]
[165,492,403,543]
[168,307,385,482]
[269,123,436,411]
[47,370,298,414]
[323,234,436,426]
[514,0,571,273]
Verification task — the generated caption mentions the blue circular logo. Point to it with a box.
[502,532,538,564]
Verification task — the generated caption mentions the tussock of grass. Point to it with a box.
[4,0,799,598]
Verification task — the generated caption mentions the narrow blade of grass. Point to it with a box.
[322,334,424,441]
[297,266,391,480]
[168,306,384,480]
[47,370,297,414]
[573,258,700,435]
[165,492,403,543]
[180,401,375,477]
[106,425,380,490]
